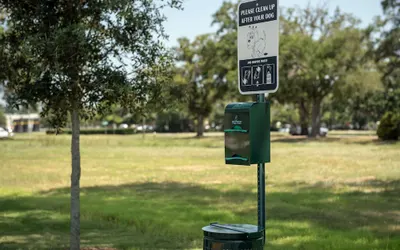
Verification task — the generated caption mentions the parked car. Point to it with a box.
[136,125,154,132]
[119,123,129,129]
[279,127,290,133]
[0,127,13,139]
[289,126,329,137]
[319,127,329,137]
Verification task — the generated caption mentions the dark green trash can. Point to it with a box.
[202,223,264,250]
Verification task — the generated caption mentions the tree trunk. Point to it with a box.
[197,115,204,137]
[142,117,146,138]
[310,98,322,138]
[299,99,309,136]
[330,108,335,130]
[70,108,81,250]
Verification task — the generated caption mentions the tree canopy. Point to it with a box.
[2,0,181,129]
[175,34,230,136]
[368,0,400,113]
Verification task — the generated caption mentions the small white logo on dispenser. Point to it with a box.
[232,115,243,125]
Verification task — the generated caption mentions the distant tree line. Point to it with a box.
[68,1,397,139]
[1,1,398,140]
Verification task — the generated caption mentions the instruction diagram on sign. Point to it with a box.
[241,67,252,85]
[264,64,274,85]
[252,66,262,85]
[247,26,267,58]
[240,64,275,86]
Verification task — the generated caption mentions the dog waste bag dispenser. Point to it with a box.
[224,102,270,166]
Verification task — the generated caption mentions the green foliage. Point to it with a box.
[78,128,137,135]
[212,2,252,103]
[331,68,384,128]
[1,0,182,130]
[367,1,400,115]
[0,15,5,93]
[0,106,5,126]
[155,110,193,133]
[105,114,123,125]
[176,35,229,116]
[175,34,230,136]
[377,0,399,78]
[47,128,137,135]
[279,5,368,136]
[271,103,299,126]
[212,1,237,34]
[377,112,400,140]
[208,102,226,130]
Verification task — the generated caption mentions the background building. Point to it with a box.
[5,114,40,133]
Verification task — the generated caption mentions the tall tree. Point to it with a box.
[0,1,181,249]
[212,1,252,103]
[367,0,400,113]
[0,105,5,126]
[279,5,367,137]
[330,65,383,129]
[378,0,399,79]
[278,28,313,135]
[0,10,5,85]
[0,11,8,124]
[175,34,229,137]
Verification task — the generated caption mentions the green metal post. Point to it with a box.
[256,94,266,246]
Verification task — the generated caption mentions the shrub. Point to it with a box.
[46,128,137,135]
[377,112,400,141]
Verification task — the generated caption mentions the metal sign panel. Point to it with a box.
[237,0,279,95]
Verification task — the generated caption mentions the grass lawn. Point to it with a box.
[0,132,399,250]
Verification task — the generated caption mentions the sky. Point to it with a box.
[162,0,384,47]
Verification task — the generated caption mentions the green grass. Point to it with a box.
[0,132,399,250]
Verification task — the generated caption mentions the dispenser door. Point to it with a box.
[224,112,251,166]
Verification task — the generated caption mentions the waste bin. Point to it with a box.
[202,223,264,250]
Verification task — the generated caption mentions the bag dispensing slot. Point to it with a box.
[224,125,248,133]
[225,156,249,162]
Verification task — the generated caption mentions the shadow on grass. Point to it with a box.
[272,135,400,146]
[0,180,399,249]
[0,138,16,142]
[271,136,334,143]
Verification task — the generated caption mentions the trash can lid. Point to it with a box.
[202,223,263,240]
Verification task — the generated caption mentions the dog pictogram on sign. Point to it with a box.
[247,26,268,58]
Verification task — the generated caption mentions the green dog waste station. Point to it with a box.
[202,0,279,248]
[202,98,270,250]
